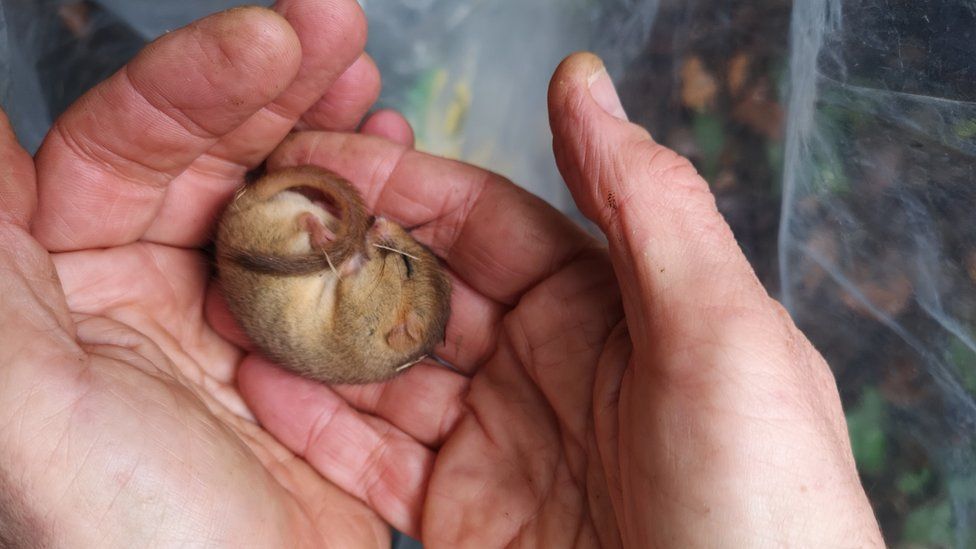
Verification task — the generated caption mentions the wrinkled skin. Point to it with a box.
[0,2,883,548]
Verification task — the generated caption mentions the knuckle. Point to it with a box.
[639,142,703,192]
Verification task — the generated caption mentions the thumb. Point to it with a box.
[548,54,883,547]
[548,52,770,338]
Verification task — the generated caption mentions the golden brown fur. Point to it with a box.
[216,166,451,384]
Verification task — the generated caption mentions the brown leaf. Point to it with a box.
[798,228,838,293]
[964,251,976,283]
[731,77,784,139]
[880,358,928,406]
[58,1,91,38]
[727,52,751,96]
[841,272,914,318]
[680,56,718,111]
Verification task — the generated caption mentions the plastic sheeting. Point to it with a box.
[781,2,976,546]
[1,0,973,546]
[362,0,659,222]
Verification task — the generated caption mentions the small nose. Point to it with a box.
[367,215,377,227]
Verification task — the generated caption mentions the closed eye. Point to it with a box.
[374,241,415,279]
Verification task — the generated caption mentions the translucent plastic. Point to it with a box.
[361,0,660,225]
[0,0,973,546]
[781,2,976,546]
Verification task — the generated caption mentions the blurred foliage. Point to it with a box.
[902,499,953,547]
[691,112,724,181]
[847,388,889,476]
[897,467,933,497]
[629,3,975,546]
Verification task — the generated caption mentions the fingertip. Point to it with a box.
[204,282,256,351]
[299,53,382,131]
[239,351,428,537]
[360,109,415,147]
[275,0,368,65]
[548,51,605,110]
[219,6,303,70]
[237,354,327,451]
[236,353,276,401]
[237,354,314,417]
[0,109,36,228]
[0,109,14,136]
[192,0,372,169]
[549,52,630,127]
[138,6,303,106]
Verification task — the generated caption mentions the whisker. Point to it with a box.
[372,243,421,261]
[322,251,339,279]
[395,355,427,372]
[233,184,249,201]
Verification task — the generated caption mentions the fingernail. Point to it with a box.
[588,67,628,121]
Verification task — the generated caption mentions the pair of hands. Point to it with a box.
[0,2,883,547]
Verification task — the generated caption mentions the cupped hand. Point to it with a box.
[0,2,408,546]
[231,53,886,547]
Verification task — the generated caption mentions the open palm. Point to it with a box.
[0,3,399,546]
[234,56,882,547]
[0,2,882,546]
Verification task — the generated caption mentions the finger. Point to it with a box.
[269,131,598,305]
[202,0,368,165]
[297,54,381,131]
[0,108,76,336]
[433,271,503,372]
[238,356,432,537]
[32,7,303,251]
[547,52,771,341]
[144,0,370,247]
[331,362,467,448]
[205,283,254,352]
[0,110,37,228]
[359,109,415,147]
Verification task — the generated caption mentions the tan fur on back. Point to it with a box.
[216,166,451,384]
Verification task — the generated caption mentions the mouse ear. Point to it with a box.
[385,311,425,353]
[298,212,336,248]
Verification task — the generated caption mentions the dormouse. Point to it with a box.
[216,166,451,384]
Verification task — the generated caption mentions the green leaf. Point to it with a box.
[896,467,932,497]
[902,498,953,546]
[845,388,888,476]
[954,119,976,139]
[946,336,976,395]
[692,112,724,181]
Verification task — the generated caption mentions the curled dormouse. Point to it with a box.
[216,166,451,384]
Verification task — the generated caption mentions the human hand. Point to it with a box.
[0,2,410,546]
[233,53,886,547]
